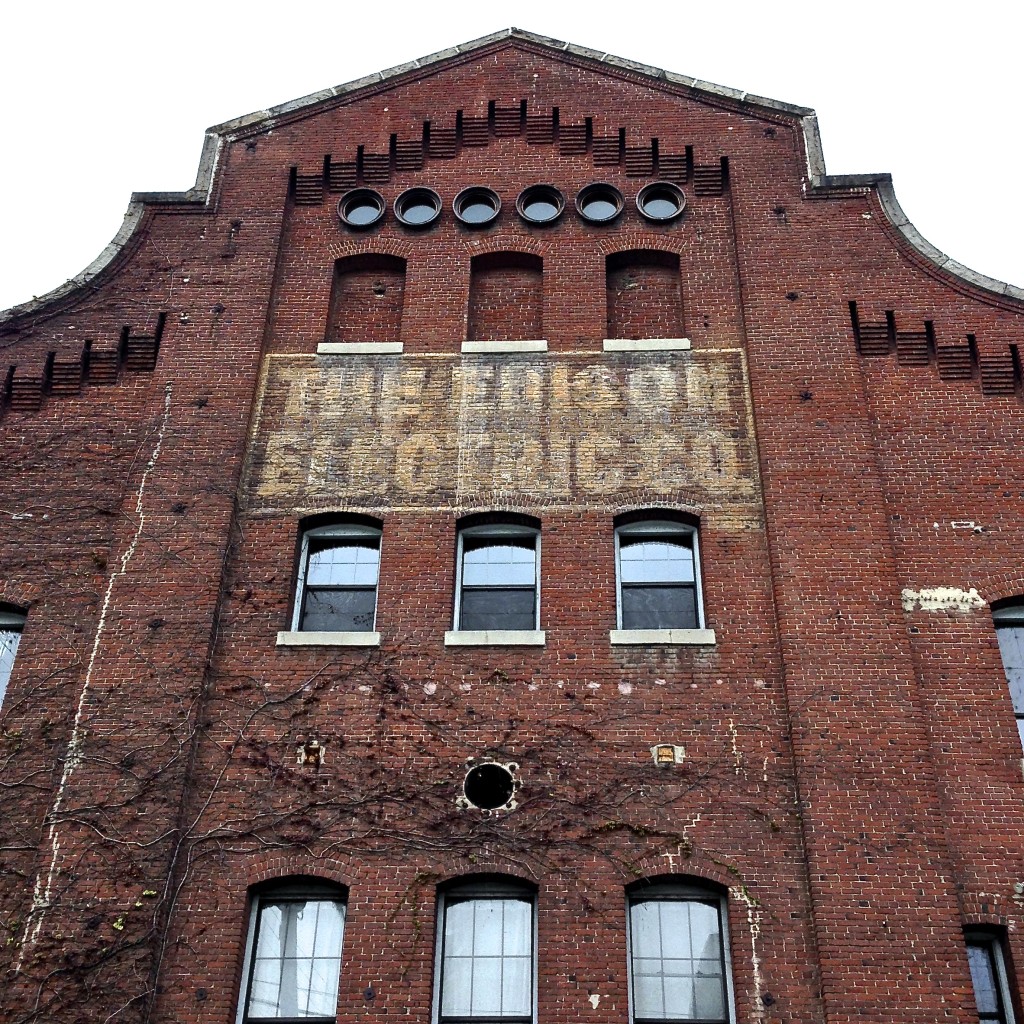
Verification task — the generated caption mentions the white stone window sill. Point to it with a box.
[609,628,716,646]
[603,338,691,352]
[444,630,546,646]
[277,630,381,647]
[317,342,403,355]
[461,340,548,354]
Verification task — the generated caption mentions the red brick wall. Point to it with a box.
[326,254,406,343]
[606,250,683,339]
[467,252,543,341]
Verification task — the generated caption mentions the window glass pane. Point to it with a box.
[444,900,475,957]
[997,627,1024,712]
[620,538,694,584]
[502,899,532,956]
[307,540,379,587]
[693,973,726,1020]
[632,961,665,1019]
[662,973,695,1019]
[471,956,504,1014]
[473,900,504,956]
[968,942,1001,1015]
[463,539,536,587]
[461,589,536,632]
[441,958,473,1017]
[631,902,664,958]
[302,588,376,632]
[0,627,22,705]
[501,955,532,1016]
[621,586,697,630]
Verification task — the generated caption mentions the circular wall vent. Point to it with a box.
[516,184,565,226]
[337,188,386,229]
[460,761,519,811]
[576,183,625,224]
[454,186,502,227]
[636,181,687,222]
[394,187,442,228]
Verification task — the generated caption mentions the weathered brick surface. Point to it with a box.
[0,33,1022,1024]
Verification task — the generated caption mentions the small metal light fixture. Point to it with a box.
[297,737,326,767]
[453,186,501,227]
[636,181,687,223]
[576,182,625,224]
[394,187,442,228]
[338,188,386,230]
[516,184,565,226]
[651,743,684,767]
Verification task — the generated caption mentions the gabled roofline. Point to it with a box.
[2,27,1019,327]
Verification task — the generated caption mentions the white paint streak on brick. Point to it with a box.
[901,586,987,613]
[19,384,174,963]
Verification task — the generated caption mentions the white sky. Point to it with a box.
[1,1,1021,313]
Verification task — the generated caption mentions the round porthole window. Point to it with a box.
[337,188,386,230]
[462,762,517,811]
[454,186,501,227]
[394,187,442,228]
[576,183,625,224]
[636,181,687,222]
[516,184,565,226]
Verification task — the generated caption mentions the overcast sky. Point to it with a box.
[2,1,1020,312]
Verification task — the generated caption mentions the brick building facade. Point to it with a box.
[1,28,1023,1024]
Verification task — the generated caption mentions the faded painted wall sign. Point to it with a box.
[245,353,761,513]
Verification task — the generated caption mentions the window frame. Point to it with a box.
[453,521,541,634]
[290,521,382,634]
[0,606,26,708]
[625,880,734,1024]
[235,879,348,1024]
[966,930,1017,1024]
[614,518,705,632]
[433,879,538,1024]
[993,600,1024,752]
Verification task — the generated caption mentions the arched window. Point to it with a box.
[434,878,536,1024]
[0,606,26,707]
[993,600,1024,750]
[606,251,683,341]
[615,516,704,631]
[453,516,541,633]
[325,254,406,344]
[291,520,382,633]
[627,880,733,1024]
[467,253,543,343]
[237,878,347,1024]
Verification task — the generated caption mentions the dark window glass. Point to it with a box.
[617,526,699,630]
[438,883,534,1024]
[242,887,346,1023]
[994,603,1024,751]
[966,934,1013,1024]
[457,530,538,631]
[295,529,381,632]
[629,889,730,1023]
[0,609,25,707]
